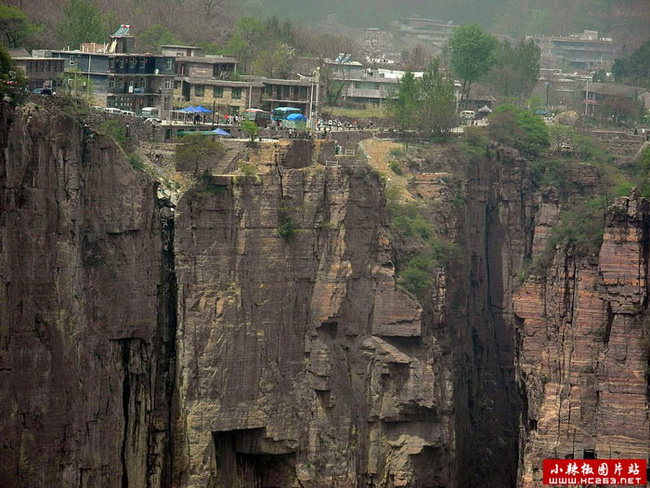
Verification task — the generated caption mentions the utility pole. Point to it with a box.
[314,67,320,129]
[584,78,589,116]
[308,75,315,129]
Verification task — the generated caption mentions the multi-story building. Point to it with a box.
[261,78,315,113]
[9,48,65,90]
[391,17,457,54]
[527,30,624,70]
[178,78,264,114]
[51,25,176,114]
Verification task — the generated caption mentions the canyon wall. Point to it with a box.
[2,101,649,487]
[0,101,176,487]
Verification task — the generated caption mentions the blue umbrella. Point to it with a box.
[212,128,231,136]
[195,105,212,113]
[286,113,307,121]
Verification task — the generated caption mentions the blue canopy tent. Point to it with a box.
[180,106,198,112]
[195,105,212,113]
[212,128,231,136]
[286,113,307,121]
[283,112,307,128]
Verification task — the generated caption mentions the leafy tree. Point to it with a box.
[174,133,226,174]
[225,17,266,73]
[137,24,178,54]
[483,39,540,104]
[0,43,26,104]
[612,40,650,88]
[389,70,419,131]
[488,104,549,157]
[417,59,456,135]
[56,0,109,49]
[448,24,498,107]
[389,60,455,135]
[0,5,34,48]
[253,42,296,78]
[241,120,259,143]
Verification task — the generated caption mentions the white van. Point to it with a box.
[121,110,136,117]
[140,107,159,119]
[460,110,476,119]
[104,107,122,115]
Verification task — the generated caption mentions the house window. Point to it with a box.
[174,80,181,89]
[299,86,307,98]
[195,85,204,97]
[213,86,223,98]
[166,59,172,71]
[139,58,145,69]
[108,78,115,88]
[232,88,241,99]
[164,78,172,89]
[109,59,114,69]
[69,57,76,66]
[129,58,135,68]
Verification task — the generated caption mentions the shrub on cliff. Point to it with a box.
[488,104,549,157]
[174,133,225,174]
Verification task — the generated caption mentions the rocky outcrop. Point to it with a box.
[172,164,455,487]
[3,99,649,488]
[0,102,176,487]
[516,193,650,486]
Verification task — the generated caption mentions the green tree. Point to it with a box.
[448,24,498,107]
[484,39,540,103]
[0,43,26,104]
[226,17,266,73]
[389,70,419,131]
[241,120,260,143]
[488,104,549,157]
[174,133,226,174]
[137,24,178,53]
[0,5,33,48]
[253,42,296,78]
[56,0,108,49]
[612,40,650,88]
[417,59,456,135]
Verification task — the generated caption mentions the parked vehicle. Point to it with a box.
[460,110,476,120]
[242,108,271,127]
[121,110,136,117]
[139,107,159,119]
[104,107,122,115]
[33,88,53,95]
[271,106,302,122]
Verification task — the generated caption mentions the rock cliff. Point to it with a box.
[2,100,649,487]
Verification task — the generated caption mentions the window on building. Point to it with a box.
[69,58,76,66]
[108,78,115,89]
[299,86,307,98]
[164,78,172,89]
[174,80,181,89]
[195,85,205,97]
[213,86,223,98]
[166,59,172,71]
[109,59,114,69]
[129,58,135,68]
[139,58,145,69]
[232,87,241,99]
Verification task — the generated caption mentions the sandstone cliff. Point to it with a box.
[2,100,649,487]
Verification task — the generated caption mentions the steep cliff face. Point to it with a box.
[0,102,176,487]
[172,164,455,487]
[3,100,649,488]
[516,193,650,486]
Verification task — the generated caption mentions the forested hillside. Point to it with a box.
[4,0,650,52]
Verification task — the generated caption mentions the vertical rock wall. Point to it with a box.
[516,194,650,486]
[0,103,175,487]
[172,165,456,487]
